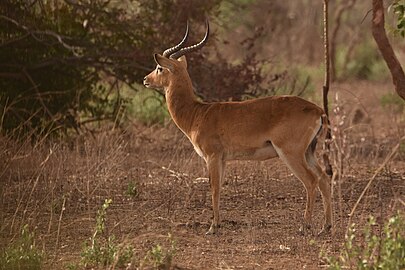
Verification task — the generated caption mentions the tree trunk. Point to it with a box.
[372,0,405,100]
[323,0,333,176]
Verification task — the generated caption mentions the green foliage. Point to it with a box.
[79,199,134,268]
[129,89,169,126]
[81,235,134,269]
[286,66,318,96]
[217,0,258,29]
[0,225,43,270]
[0,0,142,134]
[380,93,405,113]
[1,0,327,134]
[390,0,405,37]
[325,212,405,270]
[126,180,139,198]
[68,199,178,269]
[142,233,177,269]
[340,42,389,80]
[0,0,225,135]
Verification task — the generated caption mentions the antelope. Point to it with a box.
[143,21,332,235]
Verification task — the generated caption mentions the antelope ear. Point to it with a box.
[153,54,174,72]
[177,55,187,69]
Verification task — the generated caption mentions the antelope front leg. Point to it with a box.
[206,155,224,235]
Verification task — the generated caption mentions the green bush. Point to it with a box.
[257,63,318,99]
[391,0,405,37]
[380,93,405,114]
[129,89,169,126]
[337,42,389,81]
[79,199,134,269]
[141,233,177,269]
[325,212,405,270]
[0,0,226,135]
[284,65,319,97]
[0,225,43,270]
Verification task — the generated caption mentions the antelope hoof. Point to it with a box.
[206,223,219,235]
[318,224,332,236]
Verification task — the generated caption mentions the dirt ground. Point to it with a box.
[1,81,404,269]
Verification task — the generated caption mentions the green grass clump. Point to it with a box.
[0,225,43,270]
[324,212,405,270]
[126,180,138,198]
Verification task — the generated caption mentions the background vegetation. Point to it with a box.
[2,0,403,136]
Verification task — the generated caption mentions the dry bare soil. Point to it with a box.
[1,81,404,269]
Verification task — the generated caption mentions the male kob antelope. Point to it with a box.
[143,21,332,235]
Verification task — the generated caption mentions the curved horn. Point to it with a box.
[162,21,189,57]
[170,19,209,59]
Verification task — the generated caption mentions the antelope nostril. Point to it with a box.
[143,77,149,86]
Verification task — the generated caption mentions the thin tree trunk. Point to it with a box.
[372,0,405,100]
[323,0,333,176]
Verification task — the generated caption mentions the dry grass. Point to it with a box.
[0,81,404,269]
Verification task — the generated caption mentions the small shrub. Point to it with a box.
[81,236,134,268]
[80,199,134,268]
[142,233,177,269]
[0,224,43,270]
[126,181,138,198]
[324,212,405,270]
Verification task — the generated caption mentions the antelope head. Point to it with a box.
[143,20,209,91]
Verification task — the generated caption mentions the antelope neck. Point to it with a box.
[165,79,202,135]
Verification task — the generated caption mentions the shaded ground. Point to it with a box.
[1,81,404,269]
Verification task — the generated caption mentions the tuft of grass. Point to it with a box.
[126,180,138,198]
[323,212,405,270]
[0,225,43,270]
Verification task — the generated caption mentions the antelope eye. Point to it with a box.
[157,67,163,73]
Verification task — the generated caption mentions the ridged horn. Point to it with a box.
[162,21,189,57]
[170,19,209,59]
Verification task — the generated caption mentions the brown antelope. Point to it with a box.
[143,21,332,235]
